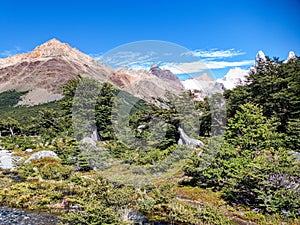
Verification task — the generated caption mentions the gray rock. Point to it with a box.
[178,127,204,149]
[80,137,97,147]
[0,207,58,225]
[292,151,300,162]
[24,150,60,163]
[149,63,180,81]
[0,150,14,169]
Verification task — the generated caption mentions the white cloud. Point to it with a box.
[0,46,22,57]
[98,51,159,68]
[162,60,254,74]
[183,49,245,58]
[92,48,253,76]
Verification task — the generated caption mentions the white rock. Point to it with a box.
[255,50,266,63]
[24,150,60,163]
[0,150,14,169]
[284,51,296,63]
[178,127,204,149]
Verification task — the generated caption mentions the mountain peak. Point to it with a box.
[149,63,180,81]
[256,50,266,61]
[285,51,296,62]
[0,38,95,69]
[30,38,74,58]
[255,50,266,66]
[45,38,63,45]
[0,38,114,105]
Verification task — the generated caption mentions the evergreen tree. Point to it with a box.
[225,56,300,150]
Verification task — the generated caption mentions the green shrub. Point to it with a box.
[18,158,73,181]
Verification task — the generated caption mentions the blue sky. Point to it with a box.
[0,0,299,79]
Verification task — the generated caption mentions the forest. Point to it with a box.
[0,56,299,224]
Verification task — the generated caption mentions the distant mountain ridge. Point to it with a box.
[0,39,295,105]
[0,39,183,105]
[183,50,297,92]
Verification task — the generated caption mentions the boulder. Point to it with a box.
[0,150,14,169]
[178,127,204,149]
[24,150,60,163]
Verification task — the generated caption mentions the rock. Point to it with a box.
[255,50,266,67]
[25,148,33,153]
[284,51,296,63]
[0,150,14,169]
[178,127,204,149]
[292,151,300,162]
[149,63,180,81]
[80,137,97,147]
[0,207,58,225]
[137,124,147,133]
[24,150,60,163]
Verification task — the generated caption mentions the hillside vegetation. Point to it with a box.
[0,56,299,224]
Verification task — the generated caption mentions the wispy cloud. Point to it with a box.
[92,48,253,75]
[183,48,245,59]
[0,46,22,58]
[99,51,159,68]
[162,60,254,74]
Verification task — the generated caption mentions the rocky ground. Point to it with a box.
[0,207,58,225]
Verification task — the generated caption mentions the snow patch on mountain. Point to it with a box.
[255,50,266,67]
[284,51,296,63]
[216,67,249,90]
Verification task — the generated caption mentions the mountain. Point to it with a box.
[0,38,114,105]
[181,73,222,100]
[0,39,183,105]
[215,67,249,90]
[182,50,296,92]
[149,64,181,82]
[214,50,268,90]
[2,40,294,105]
[112,66,184,105]
[284,51,296,63]
[254,50,266,67]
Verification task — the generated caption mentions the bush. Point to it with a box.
[18,158,73,181]
[185,103,300,217]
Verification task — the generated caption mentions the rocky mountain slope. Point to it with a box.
[113,66,183,103]
[0,39,183,105]
[0,39,114,105]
